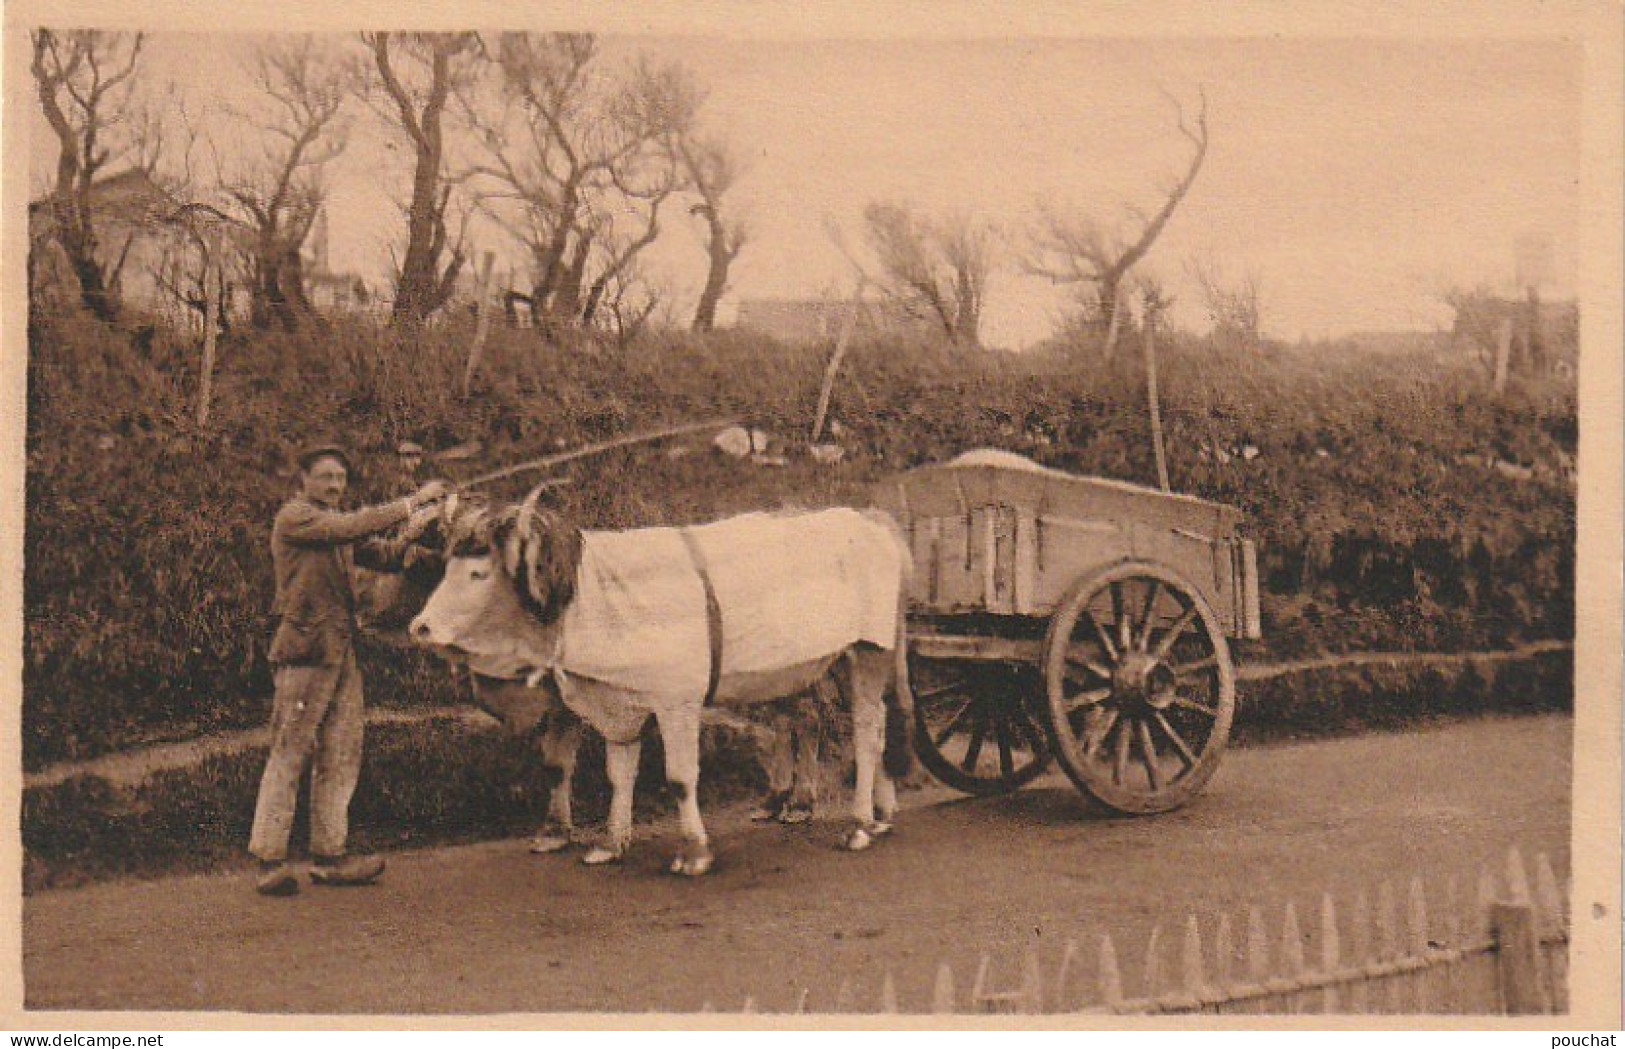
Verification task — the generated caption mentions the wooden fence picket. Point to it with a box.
[1533,853,1568,1012]
[1181,915,1207,1011]
[879,971,899,1014]
[1281,902,1305,1015]
[1098,933,1124,1011]
[724,846,1566,1017]
[1348,891,1372,1014]
[1054,939,1079,1011]
[1320,894,1341,1013]
[1141,924,1165,1004]
[1214,912,1236,991]
[1378,881,1401,1013]
[1023,945,1045,1014]
[1245,906,1270,1015]
[1408,877,1432,1013]
[1506,848,1533,907]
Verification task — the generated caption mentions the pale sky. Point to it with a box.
[31,32,1581,347]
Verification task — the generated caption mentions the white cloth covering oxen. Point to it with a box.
[410,503,914,875]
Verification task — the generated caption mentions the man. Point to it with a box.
[250,442,449,897]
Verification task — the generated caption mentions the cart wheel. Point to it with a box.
[906,653,1053,796]
[1043,561,1236,815]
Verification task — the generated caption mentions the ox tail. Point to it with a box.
[880,517,915,782]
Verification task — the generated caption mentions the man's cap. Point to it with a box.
[297,442,352,473]
[396,440,425,457]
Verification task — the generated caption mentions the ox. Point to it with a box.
[409,501,913,875]
[355,500,827,853]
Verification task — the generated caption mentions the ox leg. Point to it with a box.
[782,686,826,825]
[530,717,584,855]
[749,706,794,823]
[656,709,713,877]
[583,738,640,866]
[845,650,893,852]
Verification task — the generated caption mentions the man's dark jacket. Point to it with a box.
[269,496,410,666]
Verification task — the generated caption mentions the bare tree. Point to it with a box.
[1026,88,1209,359]
[29,29,148,321]
[1188,257,1262,346]
[461,34,698,331]
[362,31,482,327]
[681,132,748,333]
[862,202,994,347]
[219,36,356,331]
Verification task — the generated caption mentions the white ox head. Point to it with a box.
[409,496,582,681]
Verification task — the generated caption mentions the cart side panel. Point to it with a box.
[1030,515,1131,612]
[1127,523,1242,636]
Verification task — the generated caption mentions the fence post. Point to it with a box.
[1491,902,1548,1015]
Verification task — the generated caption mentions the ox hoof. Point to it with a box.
[528,832,574,855]
[868,820,894,837]
[669,849,715,877]
[581,845,625,866]
[778,805,814,826]
[845,827,875,852]
[750,792,790,822]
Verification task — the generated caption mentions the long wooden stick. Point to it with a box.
[458,417,737,490]
[812,278,867,443]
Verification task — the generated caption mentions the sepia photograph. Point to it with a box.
[4,0,1620,1027]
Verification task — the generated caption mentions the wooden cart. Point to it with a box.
[872,450,1262,814]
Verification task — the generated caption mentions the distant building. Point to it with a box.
[30,173,372,324]
[29,168,182,317]
[1448,292,1578,375]
[734,296,935,344]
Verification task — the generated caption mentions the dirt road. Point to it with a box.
[24,715,1571,1014]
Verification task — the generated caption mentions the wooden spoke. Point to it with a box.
[1112,718,1132,784]
[1112,583,1131,653]
[1085,611,1120,663]
[1137,580,1162,648]
[1011,701,1050,754]
[1079,707,1120,756]
[996,713,1016,777]
[1153,712,1199,770]
[1151,604,1201,659]
[960,713,988,773]
[1168,654,1218,678]
[1136,719,1165,792]
[1170,694,1219,718]
[913,677,969,702]
[1062,663,1109,691]
[932,696,980,748]
[1064,686,1114,713]
[1064,648,1114,683]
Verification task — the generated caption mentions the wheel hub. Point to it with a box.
[1112,653,1178,713]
